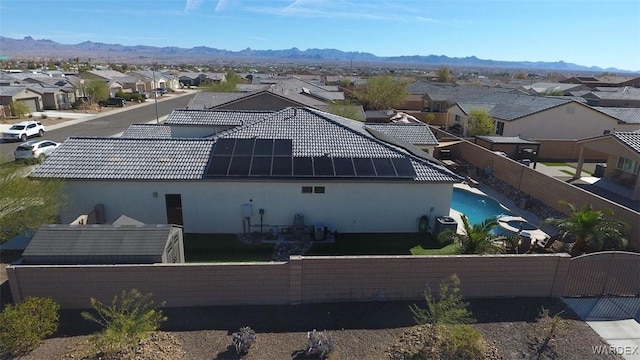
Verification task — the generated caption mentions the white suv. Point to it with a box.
[2,120,46,142]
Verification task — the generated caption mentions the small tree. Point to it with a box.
[514,71,528,80]
[424,112,436,124]
[436,66,452,83]
[354,75,408,110]
[8,101,30,118]
[410,274,474,325]
[81,289,167,355]
[0,297,60,356]
[467,108,495,136]
[326,100,362,120]
[84,79,110,102]
[438,215,505,255]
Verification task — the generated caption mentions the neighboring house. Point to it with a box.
[79,70,126,96]
[423,84,517,113]
[579,87,640,107]
[186,85,363,120]
[562,75,640,88]
[520,82,589,96]
[21,223,185,265]
[0,86,42,113]
[31,107,462,234]
[176,72,226,87]
[25,83,75,110]
[364,122,439,155]
[575,132,640,200]
[404,81,455,111]
[449,93,640,139]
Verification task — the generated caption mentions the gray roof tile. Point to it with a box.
[458,93,574,121]
[593,107,640,124]
[364,123,438,146]
[165,109,273,126]
[121,124,173,138]
[613,132,640,154]
[31,138,213,180]
[187,92,248,109]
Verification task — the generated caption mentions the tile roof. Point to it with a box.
[613,132,640,154]
[458,93,574,121]
[186,92,247,109]
[426,85,515,102]
[30,137,214,180]
[31,108,460,183]
[405,81,452,95]
[592,107,640,124]
[22,224,173,260]
[165,109,274,126]
[0,86,28,96]
[121,124,173,138]
[215,108,460,182]
[364,123,438,146]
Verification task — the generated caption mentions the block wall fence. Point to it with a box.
[8,254,570,309]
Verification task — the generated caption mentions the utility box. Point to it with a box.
[594,163,606,178]
[241,204,253,217]
[434,216,458,236]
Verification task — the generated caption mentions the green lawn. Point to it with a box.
[184,232,455,262]
[184,234,274,262]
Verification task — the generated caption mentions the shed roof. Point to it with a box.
[475,135,541,145]
[22,224,174,258]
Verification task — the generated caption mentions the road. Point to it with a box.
[0,93,195,160]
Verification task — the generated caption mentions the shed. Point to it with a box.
[21,224,184,265]
[474,135,541,164]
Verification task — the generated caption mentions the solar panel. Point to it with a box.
[234,139,255,156]
[253,139,274,156]
[207,155,231,176]
[353,158,376,177]
[373,158,397,177]
[313,157,335,176]
[271,157,292,176]
[273,139,293,156]
[250,156,272,176]
[333,158,355,176]
[213,138,235,155]
[391,158,416,177]
[228,156,252,176]
[293,157,314,176]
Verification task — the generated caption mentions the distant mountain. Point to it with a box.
[0,36,633,73]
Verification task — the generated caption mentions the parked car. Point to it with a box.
[153,88,168,95]
[14,140,60,161]
[98,97,126,107]
[2,120,45,142]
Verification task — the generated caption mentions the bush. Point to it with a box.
[410,274,474,325]
[81,288,167,355]
[0,296,60,356]
[437,324,486,359]
[8,101,29,118]
[528,307,569,358]
[306,329,335,359]
[231,326,256,355]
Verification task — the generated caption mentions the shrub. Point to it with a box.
[528,307,569,358]
[410,274,474,325]
[40,113,48,119]
[306,329,335,359]
[81,288,167,355]
[0,296,60,356]
[8,101,30,118]
[437,324,486,359]
[231,326,256,355]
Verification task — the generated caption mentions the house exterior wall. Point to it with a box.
[502,104,639,139]
[59,180,454,234]
[7,253,571,309]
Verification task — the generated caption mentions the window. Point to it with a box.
[616,157,640,174]
[454,114,460,123]
[302,186,313,193]
[314,186,325,194]
[302,186,325,194]
[496,121,505,135]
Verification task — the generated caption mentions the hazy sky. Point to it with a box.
[1,0,639,71]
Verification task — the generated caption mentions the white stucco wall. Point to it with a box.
[60,180,454,234]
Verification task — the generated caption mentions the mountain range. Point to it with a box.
[0,36,632,73]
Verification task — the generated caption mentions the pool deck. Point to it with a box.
[450,183,557,236]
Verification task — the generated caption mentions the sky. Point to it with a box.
[1,0,639,71]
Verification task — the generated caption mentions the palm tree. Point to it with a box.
[438,215,505,254]
[542,201,628,253]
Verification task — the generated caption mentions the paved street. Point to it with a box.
[0,92,196,160]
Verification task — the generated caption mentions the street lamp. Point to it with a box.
[152,66,159,123]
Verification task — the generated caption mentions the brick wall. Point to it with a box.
[8,254,570,309]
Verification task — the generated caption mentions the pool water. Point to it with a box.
[451,187,513,225]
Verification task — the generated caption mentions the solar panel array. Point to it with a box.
[205,138,416,179]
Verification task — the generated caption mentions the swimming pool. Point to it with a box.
[451,187,513,225]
